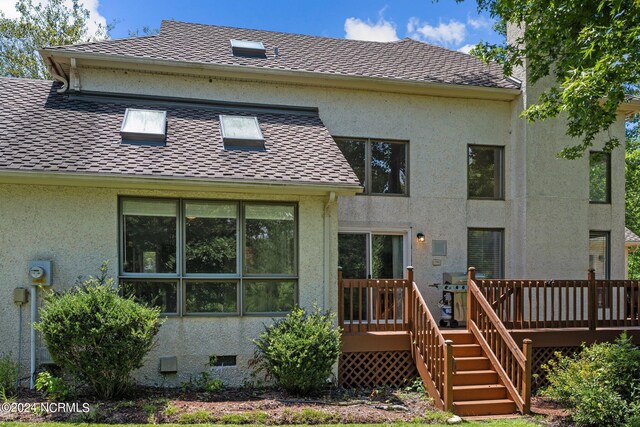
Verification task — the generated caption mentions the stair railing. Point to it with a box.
[467,267,532,414]
[408,266,454,411]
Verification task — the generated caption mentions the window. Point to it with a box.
[120,198,297,315]
[589,231,610,279]
[338,232,406,322]
[335,138,407,195]
[468,145,504,199]
[120,108,167,144]
[230,39,266,57]
[338,232,405,279]
[589,152,610,203]
[219,115,264,149]
[468,228,504,278]
[589,231,610,308]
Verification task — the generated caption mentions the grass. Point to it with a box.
[0,419,543,427]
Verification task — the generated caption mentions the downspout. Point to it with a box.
[323,192,337,311]
[45,56,69,94]
[29,286,37,388]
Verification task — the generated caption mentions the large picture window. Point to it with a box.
[468,145,504,199]
[120,198,297,315]
[468,228,504,278]
[335,138,408,195]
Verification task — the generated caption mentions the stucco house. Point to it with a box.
[1,20,638,415]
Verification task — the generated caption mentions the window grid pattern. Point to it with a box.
[119,198,298,316]
[335,137,408,196]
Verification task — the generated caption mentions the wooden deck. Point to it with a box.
[338,267,640,416]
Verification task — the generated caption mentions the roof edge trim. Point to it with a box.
[41,49,522,101]
[0,170,363,196]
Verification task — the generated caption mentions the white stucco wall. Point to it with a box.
[74,67,626,314]
[0,183,337,387]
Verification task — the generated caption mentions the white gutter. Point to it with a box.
[39,49,522,101]
[44,56,69,93]
[0,170,362,197]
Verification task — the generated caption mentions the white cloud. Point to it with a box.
[467,15,492,30]
[0,0,107,38]
[344,16,399,42]
[406,18,466,46]
[457,44,476,54]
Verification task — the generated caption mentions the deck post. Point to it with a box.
[522,338,533,414]
[467,267,476,331]
[406,266,414,330]
[444,339,454,412]
[338,267,344,328]
[588,269,596,331]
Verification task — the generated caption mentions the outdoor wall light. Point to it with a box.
[417,233,426,243]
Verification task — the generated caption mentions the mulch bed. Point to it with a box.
[0,387,441,424]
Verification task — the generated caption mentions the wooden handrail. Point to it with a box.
[338,272,411,333]
[469,282,527,369]
[409,278,452,411]
[468,268,531,414]
[475,276,640,330]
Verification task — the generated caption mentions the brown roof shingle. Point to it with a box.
[0,77,361,188]
[46,20,519,90]
[626,227,640,244]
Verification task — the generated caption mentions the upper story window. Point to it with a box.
[335,138,407,195]
[120,198,297,316]
[589,152,610,203]
[468,145,504,200]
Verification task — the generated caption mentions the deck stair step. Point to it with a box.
[453,399,516,416]
[454,356,490,371]
[441,331,475,344]
[452,384,507,401]
[453,370,498,386]
[452,344,482,357]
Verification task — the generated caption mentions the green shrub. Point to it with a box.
[252,306,341,394]
[34,371,72,401]
[541,333,640,426]
[0,354,18,399]
[34,263,162,399]
[178,410,211,424]
[181,371,223,393]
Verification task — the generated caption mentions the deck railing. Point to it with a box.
[338,268,411,333]
[468,268,531,413]
[475,270,640,330]
[338,266,453,411]
[410,275,453,411]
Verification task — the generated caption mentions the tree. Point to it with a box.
[626,115,640,278]
[471,0,640,159]
[0,0,108,79]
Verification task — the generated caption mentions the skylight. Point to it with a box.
[230,39,266,57]
[120,108,167,144]
[219,115,264,149]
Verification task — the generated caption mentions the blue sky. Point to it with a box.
[0,0,502,53]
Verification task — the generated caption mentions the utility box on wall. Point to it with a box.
[28,260,52,287]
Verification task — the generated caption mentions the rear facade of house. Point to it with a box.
[0,20,630,392]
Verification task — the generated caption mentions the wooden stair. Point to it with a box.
[442,330,517,417]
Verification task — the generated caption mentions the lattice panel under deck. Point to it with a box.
[531,346,580,392]
[339,351,417,388]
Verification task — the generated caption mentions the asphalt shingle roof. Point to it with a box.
[626,227,640,244]
[46,20,519,90]
[0,77,361,188]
